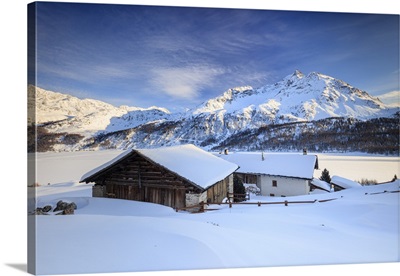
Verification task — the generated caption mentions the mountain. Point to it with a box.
[191,70,393,122]
[28,85,173,136]
[28,71,399,154]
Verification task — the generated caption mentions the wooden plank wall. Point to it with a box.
[95,153,193,209]
[105,183,186,208]
[207,177,229,203]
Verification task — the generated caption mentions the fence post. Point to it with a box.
[229,202,232,208]
[227,192,233,204]
[258,202,261,207]
[284,200,288,206]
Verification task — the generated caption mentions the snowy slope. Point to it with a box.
[104,106,173,132]
[29,85,172,136]
[29,85,132,125]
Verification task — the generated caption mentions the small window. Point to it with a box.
[272,180,277,187]
[270,193,275,197]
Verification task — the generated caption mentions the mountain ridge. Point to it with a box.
[28,85,173,135]
[189,70,392,122]
[28,71,399,153]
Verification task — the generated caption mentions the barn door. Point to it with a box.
[174,189,185,209]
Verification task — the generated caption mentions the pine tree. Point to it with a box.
[319,168,331,183]
[233,175,246,202]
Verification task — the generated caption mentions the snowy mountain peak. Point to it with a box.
[293,69,304,78]
[29,85,172,136]
[280,69,305,86]
[307,71,324,79]
[289,69,305,80]
[224,86,255,102]
[192,85,254,114]
[192,70,395,123]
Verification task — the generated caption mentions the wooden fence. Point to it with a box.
[175,197,338,213]
[175,188,400,213]
[366,190,399,195]
[228,192,250,202]
[208,197,338,209]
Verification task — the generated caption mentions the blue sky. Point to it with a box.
[31,2,399,111]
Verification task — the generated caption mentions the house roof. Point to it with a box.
[331,175,361,189]
[218,152,318,180]
[80,149,133,183]
[311,178,331,192]
[80,144,239,190]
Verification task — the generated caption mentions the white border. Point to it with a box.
[1,1,398,276]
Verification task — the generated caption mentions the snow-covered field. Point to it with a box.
[25,150,400,275]
[313,153,399,183]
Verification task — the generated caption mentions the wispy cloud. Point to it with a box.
[150,65,225,99]
[376,90,400,106]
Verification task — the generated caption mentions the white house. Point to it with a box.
[219,151,319,197]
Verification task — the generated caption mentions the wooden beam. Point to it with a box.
[104,180,190,190]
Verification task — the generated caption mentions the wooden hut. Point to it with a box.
[80,144,238,210]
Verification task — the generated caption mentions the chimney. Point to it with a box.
[224,149,229,155]
[303,148,307,155]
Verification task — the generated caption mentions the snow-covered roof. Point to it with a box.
[81,144,238,190]
[218,152,317,179]
[331,175,362,189]
[311,178,331,192]
[80,150,133,182]
[137,145,238,189]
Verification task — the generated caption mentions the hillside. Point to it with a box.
[28,85,172,135]
[28,71,399,153]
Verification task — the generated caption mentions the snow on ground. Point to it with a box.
[30,151,399,275]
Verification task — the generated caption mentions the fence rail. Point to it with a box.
[175,188,400,213]
[366,190,399,195]
[227,192,250,201]
[175,197,339,213]
[208,198,338,208]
